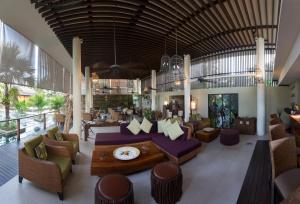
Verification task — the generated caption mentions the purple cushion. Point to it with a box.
[95,133,151,145]
[152,135,201,157]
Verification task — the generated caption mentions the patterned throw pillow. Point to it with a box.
[34,142,48,160]
[55,132,64,141]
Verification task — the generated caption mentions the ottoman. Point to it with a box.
[220,128,240,146]
[195,128,220,142]
[95,174,134,204]
[151,162,182,204]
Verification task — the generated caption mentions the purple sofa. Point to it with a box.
[95,121,202,164]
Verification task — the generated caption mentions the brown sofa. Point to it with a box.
[44,127,79,164]
[19,135,72,200]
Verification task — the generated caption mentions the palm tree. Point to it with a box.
[0,43,34,121]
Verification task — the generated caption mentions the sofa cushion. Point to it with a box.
[275,168,300,199]
[34,142,48,160]
[140,117,153,133]
[152,136,201,157]
[162,119,172,137]
[157,119,166,133]
[47,154,71,180]
[24,135,43,157]
[126,118,141,135]
[47,127,59,140]
[55,132,64,141]
[95,133,152,145]
[120,121,158,135]
[168,122,184,141]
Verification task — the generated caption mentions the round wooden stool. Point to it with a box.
[151,162,182,204]
[95,174,134,204]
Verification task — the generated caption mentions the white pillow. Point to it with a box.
[157,119,166,133]
[203,127,215,132]
[140,117,153,133]
[126,118,141,135]
[168,122,184,141]
[162,119,172,137]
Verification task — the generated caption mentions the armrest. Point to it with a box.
[43,137,73,153]
[64,133,79,142]
[45,145,71,158]
[19,149,62,180]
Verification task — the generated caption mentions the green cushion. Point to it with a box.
[34,142,48,160]
[24,136,43,157]
[47,154,71,180]
[47,127,59,140]
[55,132,64,141]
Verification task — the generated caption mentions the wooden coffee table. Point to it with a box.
[91,141,166,176]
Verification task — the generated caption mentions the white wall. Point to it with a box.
[157,86,290,120]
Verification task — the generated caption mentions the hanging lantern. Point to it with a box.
[160,39,170,72]
[160,54,171,72]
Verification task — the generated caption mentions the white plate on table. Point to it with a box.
[113,146,140,160]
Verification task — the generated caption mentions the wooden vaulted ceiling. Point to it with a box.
[30,0,281,78]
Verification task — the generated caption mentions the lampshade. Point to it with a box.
[191,100,196,110]
[160,54,170,72]
[164,100,168,106]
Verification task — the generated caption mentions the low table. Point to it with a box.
[195,128,220,142]
[84,121,120,141]
[91,141,166,176]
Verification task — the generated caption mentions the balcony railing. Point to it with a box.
[0,111,57,146]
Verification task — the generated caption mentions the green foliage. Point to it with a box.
[28,92,48,113]
[0,43,34,86]
[50,95,65,112]
[143,108,153,120]
[14,100,28,115]
[0,120,17,131]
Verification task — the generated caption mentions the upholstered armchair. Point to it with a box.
[270,137,300,201]
[19,135,72,200]
[44,127,79,164]
[269,124,287,141]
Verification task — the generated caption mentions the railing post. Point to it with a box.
[43,113,46,130]
[16,119,20,141]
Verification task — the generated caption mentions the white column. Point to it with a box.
[256,37,265,137]
[151,70,156,111]
[137,78,142,95]
[72,37,82,136]
[89,80,93,109]
[184,54,191,122]
[85,66,91,113]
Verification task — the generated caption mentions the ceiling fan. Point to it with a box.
[96,2,147,79]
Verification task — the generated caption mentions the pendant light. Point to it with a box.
[160,39,170,72]
[170,10,183,87]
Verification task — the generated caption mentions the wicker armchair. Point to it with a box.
[44,127,79,164]
[19,136,72,200]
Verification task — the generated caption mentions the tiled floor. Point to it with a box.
[0,126,257,204]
